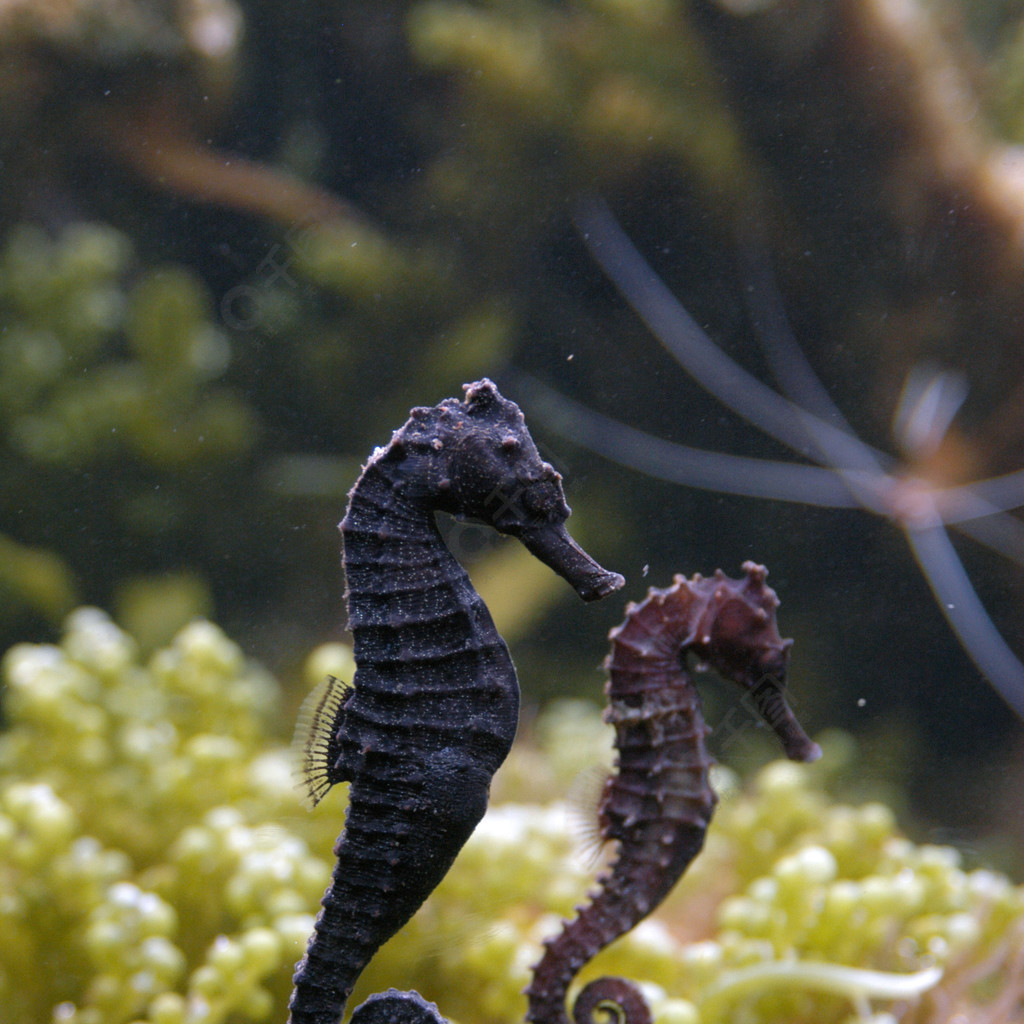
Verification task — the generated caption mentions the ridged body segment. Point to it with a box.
[526,562,820,1024]
[288,380,623,1024]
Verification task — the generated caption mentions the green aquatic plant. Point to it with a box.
[1,612,1022,1023]
[0,221,256,642]
[406,0,749,232]
[0,223,253,470]
[390,731,1023,1024]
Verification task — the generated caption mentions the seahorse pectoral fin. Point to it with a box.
[293,674,357,807]
[565,764,614,868]
[517,523,624,601]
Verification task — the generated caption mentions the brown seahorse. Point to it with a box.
[526,561,821,1024]
[288,379,624,1024]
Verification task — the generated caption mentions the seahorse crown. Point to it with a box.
[370,379,568,531]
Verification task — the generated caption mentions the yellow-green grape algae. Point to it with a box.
[0,609,333,1024]
[2,617,1022,1024]
[367,712,1024,1024]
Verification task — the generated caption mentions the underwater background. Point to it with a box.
[3,0,1024,1021]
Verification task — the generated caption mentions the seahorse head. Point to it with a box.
[690,563,791,687]
[692,562,821,763]
[444,379,567,528]
[383,379,623,602]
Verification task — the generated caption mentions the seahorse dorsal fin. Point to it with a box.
[566,763,614,869]
[292,673,353,808]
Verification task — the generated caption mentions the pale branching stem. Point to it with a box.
[904,523,1024,718]
[550,200,1024,719]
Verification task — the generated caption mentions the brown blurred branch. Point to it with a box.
[688,0,1024,435]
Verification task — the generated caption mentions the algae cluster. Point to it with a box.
[0,222,252,648]
[1,610,1021,1024]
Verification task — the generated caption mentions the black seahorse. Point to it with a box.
[288,379,624,1024]
[527,561,821,1024]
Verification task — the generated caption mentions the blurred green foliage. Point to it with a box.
[0,223,253,647]
[0,224,250,468]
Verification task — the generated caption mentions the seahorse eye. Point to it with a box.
[519,478,566,521]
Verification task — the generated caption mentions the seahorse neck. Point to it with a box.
[341,463,470,608]
[340,463,514,777]
[342,460,438,538]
